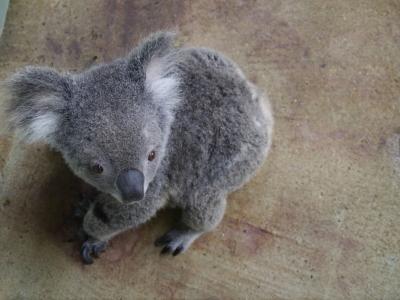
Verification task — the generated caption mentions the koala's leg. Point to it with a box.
[80,193,162,264]
[71,186,99,222]
[155,192,226,256]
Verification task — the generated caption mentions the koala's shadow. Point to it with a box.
[28,150,85,258]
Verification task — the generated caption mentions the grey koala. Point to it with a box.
[3,32,273,264]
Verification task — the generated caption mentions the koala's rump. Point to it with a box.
[167,48,272,197]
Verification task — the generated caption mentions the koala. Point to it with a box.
[3,32,273,264]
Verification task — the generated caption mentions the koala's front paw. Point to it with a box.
[80,239,108,264]
[155,228,201,256]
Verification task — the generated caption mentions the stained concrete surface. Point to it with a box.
[0,0,399,299]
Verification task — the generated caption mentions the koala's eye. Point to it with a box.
[90,163,104,174]
[148,150,156,161]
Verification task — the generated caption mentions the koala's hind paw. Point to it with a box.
[155,228,201,256]
[80,240,107,264]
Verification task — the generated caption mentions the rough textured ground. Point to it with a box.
[0,1,399,299]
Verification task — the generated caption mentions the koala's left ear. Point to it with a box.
[127,32,181,110]
[127,31,177,79]
[2,66,72,145]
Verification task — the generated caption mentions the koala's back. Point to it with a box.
[166,48,273,200]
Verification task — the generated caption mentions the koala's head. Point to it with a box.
[3,32,180,204]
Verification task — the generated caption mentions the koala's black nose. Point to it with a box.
[116,169,144,202]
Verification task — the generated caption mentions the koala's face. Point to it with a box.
[59,64,166,202]
[4,32,179,203]
[61,109,164,202]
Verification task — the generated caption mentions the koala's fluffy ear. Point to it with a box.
[127,32,181,110]
[127,31,176,78]
[2,66,72,145]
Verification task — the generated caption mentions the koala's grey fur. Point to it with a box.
[3,32,273,263]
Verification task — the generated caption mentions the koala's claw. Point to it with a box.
[155,228,200,256]
[172,245,184,256]
[160,245,172,255]
[159,244,183,256]
[80,240,107,264]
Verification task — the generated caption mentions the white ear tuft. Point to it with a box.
[25,111,60,143]
[3,66,70,145]
[146,57,180,109]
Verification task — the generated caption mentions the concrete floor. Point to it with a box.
[0,1,399,299]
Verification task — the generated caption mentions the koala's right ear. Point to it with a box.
[2,66,72,145]
[127,31,177,82]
